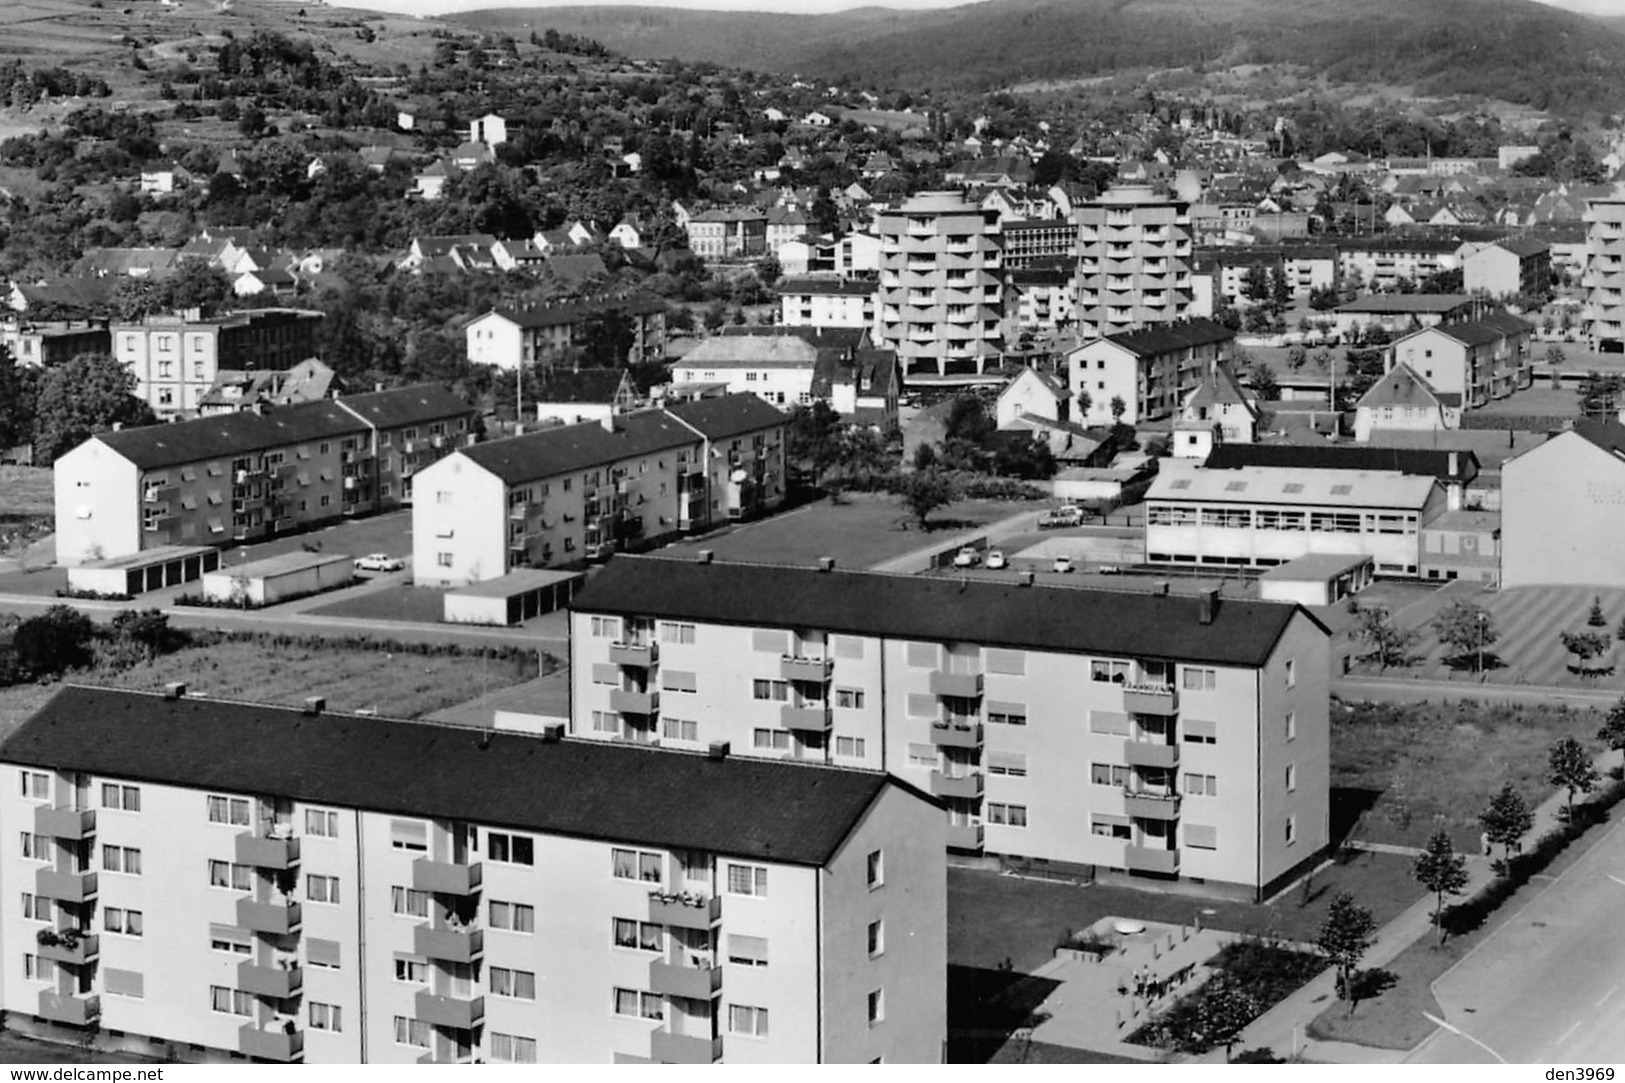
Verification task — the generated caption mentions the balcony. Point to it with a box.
[780,703,832,733]
[947,822,985,851]
[414,923,484,964]
[34,806,95,840]
[1123,683,1179,715]
[414,990,484,1031]
[35,933,98,967]
[928,671,984,698]
[237,960,304,999]
[931,721,984,749]
[648,959,723,1000]
[610,641,659,668]
[411,857,483,896]
[647,891,721,930]
[779,655,833,683]
[37,991,99,1028]
[1124,845,1180,875]
[34,868,97,904]
[236,897,302,936]
[1122,739,1180,769]
[610,688,660,715]
[1124,792,1182,821]
[930,771,984,801]
[235,832,300,870]
[651,1031,724,1064]
[239,1024,304,1063]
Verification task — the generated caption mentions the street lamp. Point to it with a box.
[1421,1011,1507,1064]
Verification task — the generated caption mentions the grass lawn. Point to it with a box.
[0,635,538,741]
[988,1039,1146,1064]
[660,493,1037,570]
[1332,698,1603,849]
[0,567,68,596]
[306,584,450,624]
[0,466,53,559]
[0,1031,161,1065]
[948,853,1421,975]
[1471,384,1579,418]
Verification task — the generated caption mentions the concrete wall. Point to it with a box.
[54,440,140,566]
[411,455,507,587]
[1503,431,1625,588]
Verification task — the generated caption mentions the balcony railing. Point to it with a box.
[610,641,659,668]
[929,671,984,698]
[412,857,483,896]
[929,771,984,801]
[37,991,99,1028]
[34,867,97,904]
[651,1031,724,1064]
[610,688,660,715]
[1123,791,1182,821]
[414,990,484,1031]
[236,897,302,936]
[413,923,484,964]
[947,822,985,851]
[648,958,723,1000]
[235,832,300,870]
[237,959,304,999]
[33,806,95,840]
[34,932,98,967]
[931,721,984,749]
[1122,739,1180,769]
[239,1024,304,1062]
[1124,845,1180,875]
[1123,683,1178,715]
[779,703,832,733]
[779,655,833,683]
[647,891,721,930]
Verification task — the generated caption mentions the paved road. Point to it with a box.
[1409,814,1625,1064]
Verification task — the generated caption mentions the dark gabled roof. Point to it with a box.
[335,384,472,430]
[536,368,632,405]
[1422,313,1535,348]
[1488,236,1549,258]
[666,393,788,440]
[1571,417,1625,458]
[1204,443,1478,481]
[1090,318,1235,358]
[777,277,875,297]
[570,556,1320,668]
[1355,363,1444,410]
[491,291,665,329]
[718,325,869,351]
[1334,237,1462,255]
[2,687,898,868]
[1185,363,1255,410]
[461,411,698,485]
[1335,294,1473,314]
[96,400,368,471]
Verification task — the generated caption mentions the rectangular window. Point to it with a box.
[1089,710,1130,735]
[987,802,1028,827]
[1091,814,1131,839]
[907,742,938,768]
[23,955,55,983]
[490,967,537,1000]
[1285,816,1297,845]
[1184,773,1218,796]
[21,893,50,922]
[612,848,663,882]
[394,956,428,984]
[1181,667,1217,690]
[590,616,621,639]
[867,920,884,958]
[835,736,866,758]
[391,887,430,918]
[613,988,664,1020]
[752,679,790,702]
[835,688,866,710]
[906,641,938,668]
[211,986,254,1017]
[104,968,144,1000]
[310,1003,342,1032]
[491,1033,537,1063]
[390,819,428,852]
[103,846,141,875]
[727,934,769,967]
[988,752,1028,777]
[1286,711,1297,741]
[208,860,252,891]
[729,1004,770,1038]
[834,635,865,659]
[660,622,696,644]
[394,1016,431,1049]
[104,907,144,937]
[868,989,885,1026]
[987,702,1028,726]
[1285,659,1296,688]
[487,832,534,866]
[661,670,697,693]
[206,795,250,826]
[1183,719,1218,745]
[101,784,140,812]
[984,648,1026,675]
[1186,824,1218,850]
[489,900,535,933]
[591,710,618,734]
[19,771,49,800]
[209,924,251,955]
[1091,659,1129,683]
[661,717,699,742]
[727,864,768,897]
[304,809,339,837]
[307,874,340,905]
[752,728,791,751]
[751,629,790,654]
[20,833,48,861]
[307,938,342,969]
[613,918,664,952]
[867,850,884,888]
[1286,764,1297,792]
[906,693,937,718]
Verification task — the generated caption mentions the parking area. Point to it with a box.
[224,510,413,565]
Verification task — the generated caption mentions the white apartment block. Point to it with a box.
[464,294,667,372]
[1073,185,1194,339]
[875,191,1005,376]
[0,686,945,1063]
[566,556,1331,900]
[777,278,877,331]
[1584,186,1625,353]
[412,396,787,586]
[112,309,324,418]
[1066,318,1235,426]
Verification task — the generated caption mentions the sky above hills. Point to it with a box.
[340,0,1624,12]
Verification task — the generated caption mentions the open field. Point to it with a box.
[0,466,53,561]
[0,634,538,740]
[1331,697,1603,849]
[308,583,450,623]
[660,493,1038,570]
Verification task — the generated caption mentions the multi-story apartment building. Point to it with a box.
[671,328,870,409]
[999,219,1075,270]
[463,294,668,372]
[777,279,876,331]
[0,685,946,1064]
[1073,185,1194,339]
[1334,237,1462,292]
[1006,267,1075,335]
[53,385,473,565]
[1462,237,1551,299]
[1196,247,1337,308]
[1386,313,1535,409]
[112,309,325,417]
[567,556,1330,900]
[411,395,787,586]
[685,209,769,259]
[1584,186,1625,353]
[1065,318,1234,426]
[0,321,110,368]
[1503,418,1625,589]
[1331,294,1477,338]
[875,191,1005,376]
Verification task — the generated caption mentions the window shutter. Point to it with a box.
[985,649,1026,675]
[1183,719,1218,741]
[988,751,1027,773]
[833,635,865,659]
[906,693,936,718]
[208,923,250,944]
[390,819,428,849]
[104,968,144,998]
[307,938,342,968]
[1185,824,1218,850]
[906,641,938,668]
[1089,711,1129,735]
[661,670,697,692]
[591,663,621,685]
[727,934,768,964]
[751,629,789,654]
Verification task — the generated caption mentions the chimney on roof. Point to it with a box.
[1197,587,1219,625]
[111,422,123,432]
[1448,450,1459,476]
[697,549,714,564]
[601,413,617,433]
[540,723,564,743]
[707,740,731,761]
[302,696,325,716]
[163,682,187,701]
[817,557,836,572]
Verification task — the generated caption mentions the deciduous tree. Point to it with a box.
[1479,782,1534,870]
[1548,736,1600,822]
[1356,606,1420,671]
[898,468,955,529]
[1412,829,1468,944]
[33,353,157,464]
[1430,599,1498,671]
[1315,891,1376,1006]
[1598,696,1625,770]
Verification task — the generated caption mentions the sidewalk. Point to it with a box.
[1197,747,1619,1063]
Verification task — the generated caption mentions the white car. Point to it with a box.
[952,546,981,568]
[1053,554,1073,574]
[985,550,1008,570]
[354,553,405,572]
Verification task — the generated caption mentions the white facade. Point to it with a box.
[1502,424,1625,589]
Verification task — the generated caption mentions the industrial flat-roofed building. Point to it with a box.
[567,555,1330,899]
[0,686,945,1063]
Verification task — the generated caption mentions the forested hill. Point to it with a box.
[458,0,1625,116]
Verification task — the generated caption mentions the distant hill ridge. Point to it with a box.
[457,0,1625,116]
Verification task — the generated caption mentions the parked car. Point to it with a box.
[952,546,981,568]
[985,550,1007,570]
[1053,554,1073,574]
[354,553,405,572]
[1038,506,1085,530]
[1097,564,1123,575]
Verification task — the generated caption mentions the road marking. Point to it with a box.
[1559,1021,1583,1044]
[1599,986,1619,1008]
